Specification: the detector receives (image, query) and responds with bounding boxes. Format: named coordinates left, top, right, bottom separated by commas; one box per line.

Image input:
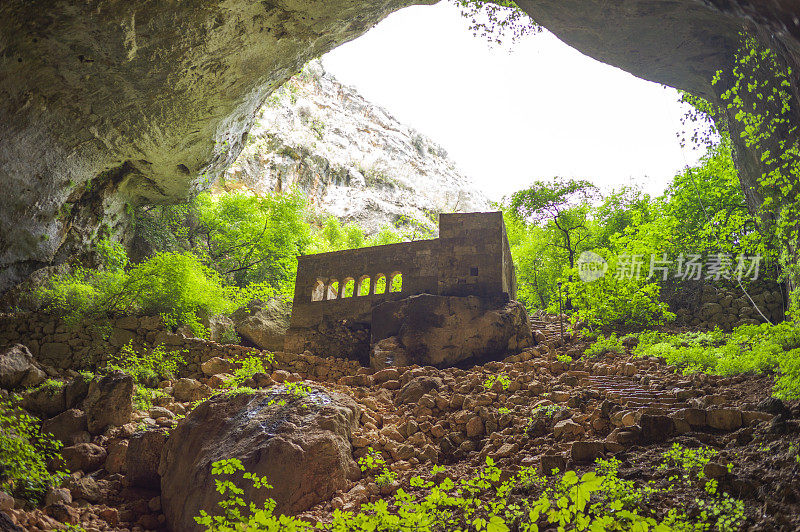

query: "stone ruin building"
left=285, top=212, right=532, bottom=367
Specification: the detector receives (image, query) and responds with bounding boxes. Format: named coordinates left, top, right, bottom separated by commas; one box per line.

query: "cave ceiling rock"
left=1, top=0, right=799, bottom=292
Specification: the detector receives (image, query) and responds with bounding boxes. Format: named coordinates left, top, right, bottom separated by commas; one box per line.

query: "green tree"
left=510, top=178, right=598, bottom=271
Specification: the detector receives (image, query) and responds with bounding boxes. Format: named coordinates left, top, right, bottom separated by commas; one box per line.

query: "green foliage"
left=108, top=342, right=184, bottom=410
left=358, top=447, right=397, bottom=487
left=108, top=342, right=185, bottom=385
left=713, top=32, right=800, bottom=288
left=222, top=355, right=273, bottom=390
left=451, top=0, right=541, bottom=45
left=483, top=373, right=510, bottom=391
left=37, top=243, right=239, bottom=333
left=634, top=320, right=800, bottom=398
left=196, top=453, right=747, bottom=531
left=0, top=397, right=67, bottom=505
left=564, top=260, right=675, bottom=329
left=585, top=333, right=624, bottom=356
left=192, top=191, right=311, bottom=293
left=528, top=404, right=565, bottom=421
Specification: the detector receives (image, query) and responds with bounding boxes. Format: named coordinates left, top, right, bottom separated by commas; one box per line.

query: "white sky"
left=322, top=2, right=707, bottom=202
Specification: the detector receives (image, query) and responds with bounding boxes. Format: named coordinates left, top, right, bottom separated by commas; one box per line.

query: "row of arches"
left=311, top=272, right=403, bottom=301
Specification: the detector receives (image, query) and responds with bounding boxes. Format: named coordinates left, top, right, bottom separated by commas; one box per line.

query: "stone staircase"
left=585, top=375, right=688, bottom=414
left=529, top=310, right=564, bottom=344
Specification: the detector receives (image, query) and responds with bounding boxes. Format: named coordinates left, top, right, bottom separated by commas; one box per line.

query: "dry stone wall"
left=667, top=282, right=783, bottom=330
left=0, top=313, right=361, bottom=380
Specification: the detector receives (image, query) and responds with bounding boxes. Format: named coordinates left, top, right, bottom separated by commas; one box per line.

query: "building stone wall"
left=285, top=212, right=517, bottom=356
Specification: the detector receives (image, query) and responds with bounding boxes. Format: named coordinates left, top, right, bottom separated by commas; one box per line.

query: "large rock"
left=83, top=371, right=133, bottom=434
left=0, top=344, right=42, bottom=389
left=159, top=385, right=360, bottom=531
left=233, top=298, right=291, bottom=351
left=126, top=429, right=169, bottom=489
left=370, top=294, right=531, bottom=368
left=42, top=409, right=90, bottom=446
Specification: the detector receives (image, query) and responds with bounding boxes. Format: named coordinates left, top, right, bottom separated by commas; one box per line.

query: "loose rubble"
left=1, top=314, right=800, bottom=531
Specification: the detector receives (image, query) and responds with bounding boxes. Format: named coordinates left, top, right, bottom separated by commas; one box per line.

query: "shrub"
left=634, top=320, right=800, bottom=399
left=585, top=333, right=624, bottom=356
left=37, top=244, right=239, bottom=334
left=109, top=343, right=185, bottom=410
left=564, top=261, right=675, bottom=329
left=108, top=342, right=185, bottom=385
left=0, top=397, right=67, bottom=505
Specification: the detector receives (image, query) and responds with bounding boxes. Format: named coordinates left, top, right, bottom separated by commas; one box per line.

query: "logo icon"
left=577, top=251, right=608, bottom=282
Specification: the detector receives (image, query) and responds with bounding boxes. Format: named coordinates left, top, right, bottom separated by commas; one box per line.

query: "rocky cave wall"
left=0, top=0, right=432, bottom=292
left=1, top=0, right=799, bottom=293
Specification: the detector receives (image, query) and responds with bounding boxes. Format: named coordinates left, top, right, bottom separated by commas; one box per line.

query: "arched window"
left=389, top=271, right=403, bottom=293
left=374, top=274, right=387, bottom=294
left=342, top=278, right=355, bottom=298
left=357, top=275, right=371, bottom=296
left=311, top=279, right=325, bottom=302
left=326, top=280, right=339, bottom=300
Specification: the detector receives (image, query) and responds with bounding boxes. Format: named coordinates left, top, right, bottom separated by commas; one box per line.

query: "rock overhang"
left=1, top=0, right=798, bottom=292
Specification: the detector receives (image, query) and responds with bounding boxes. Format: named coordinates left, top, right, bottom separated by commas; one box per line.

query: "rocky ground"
left=2, top=319, right=800, bottom=531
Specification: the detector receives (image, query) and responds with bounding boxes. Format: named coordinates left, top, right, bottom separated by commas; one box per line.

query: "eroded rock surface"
left=2, top=0, right=799, bottom=293
left=233, top=297, right=292, bottom=351
left=226, top=59, right=489, bottom=234
left=370, top=294, right=532, bottom=369
left=158, top=385, right=360, bottom=531
left=0, top=0, right=431, bottom=291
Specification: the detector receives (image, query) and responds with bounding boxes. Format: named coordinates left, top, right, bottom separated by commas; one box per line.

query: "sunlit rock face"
left=0, top=0, right=431, bottom=291
left=0, top=0, right=798, bottom=291
left=224, top=60, right=489, bottom=235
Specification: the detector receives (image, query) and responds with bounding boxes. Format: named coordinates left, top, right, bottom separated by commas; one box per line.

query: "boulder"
left=233, top=298, right=291, bottom=351
left=42, top=409, right=90, bottom=446
left=396, top=376, right=443, bottom=405
left=203, top=314, right=238, bottom=344
left=173, top=378, right=211, bottom=402
left=61, top=443, right=107, bottom=472
left=127, top=429, right=169, bottom=489
left=159, top=385, right=360, bottom=531
left=201, top=357, right=238, bottom=376
left=0, top=344, right=41, bottom=389
left=83, top=371, right=133, bottom=434
left=571, top=441, right=605, bottom=462
left=21, top=382, right=66, bottom=418
left=370, top=294, right=531, bottom=369
left=707, top=408, right=742, bottom=431
left=640, top=414, right=675, bottom=443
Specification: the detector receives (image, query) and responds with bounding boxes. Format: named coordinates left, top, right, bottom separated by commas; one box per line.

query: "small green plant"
left=194, top=458, right=309, bottom=530
left=33, top=378, right=65, bottom=394
left=556, top=353, right=572, bottom=364
left=530, top=404, right=564, bottom=419
left=585, top=333, right=624, bottom=356
left=483, top=373, right=510, bottom=391
left=108, top=342, right=185, bottom=386
left=498, top=407, right=511, bottom=415
left=660, top=443, right=719, bottom=483
left=0, top=397, right=68, bottom=505
left=358, top=447, right=397, bottom=487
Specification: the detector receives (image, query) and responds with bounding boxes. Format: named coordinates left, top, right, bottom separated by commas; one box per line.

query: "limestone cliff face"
left=1, top=0, right=799, bottom=292
left=224, top=61, right=489, bottom=234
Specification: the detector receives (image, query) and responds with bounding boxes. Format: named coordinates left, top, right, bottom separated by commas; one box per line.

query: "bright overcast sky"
left=322, top=2, right=707, bottom=202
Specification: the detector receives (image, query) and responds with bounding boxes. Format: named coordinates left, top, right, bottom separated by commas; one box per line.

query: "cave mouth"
left=305, top=1, right=712, bottom=205
left=0, top=0, right=796, bottom=295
